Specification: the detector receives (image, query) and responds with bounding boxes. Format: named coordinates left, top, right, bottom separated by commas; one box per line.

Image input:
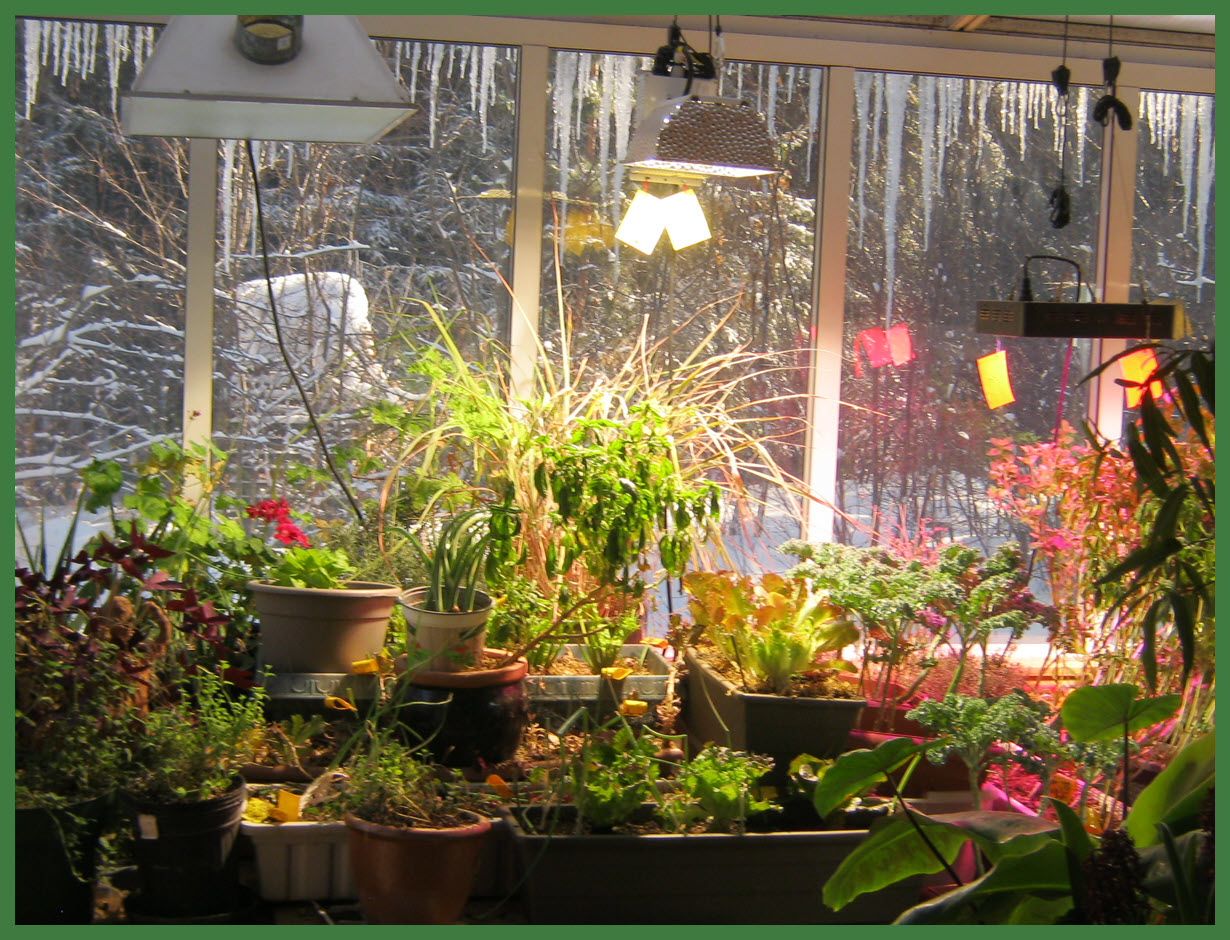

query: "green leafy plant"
left=566, top=724, right=662, bottom=831
left=408, top=504, right=520, bottom=613
left=131, top=668, right=268, bottom=803
left=666, top=744, right=774, bottom=833
left=907, top=691, right=1049, bottom=811
left=682, top=569, right=859, bottom=694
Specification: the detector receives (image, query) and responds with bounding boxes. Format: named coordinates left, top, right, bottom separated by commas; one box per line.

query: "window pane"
left=211, top=40, right=519, bottom=513
left=1134, top=91, right=1215, bottom=345
left=839, top=74, right=1102, bottom=553
left=15, top=19, right=182, bottom=539
left=541, top=51, right=824, bottom=566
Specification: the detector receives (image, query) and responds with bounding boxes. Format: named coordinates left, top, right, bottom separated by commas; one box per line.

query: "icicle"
left=805, top=75, right=820, bottom=182
left=428, top=43, right=444, bottom=149
left=553, top=53, right=578, bottom=221
left=611, top=56, right=636, bottom=227
left=1192, top=96, right=1213, bottom=300
left=870, top=73, right=883, bottom=165
left=918, top=75, right=936, bottom=252
left=408, top=42, right=422, bottom=100
left=22, top=20, right=41, bottom=120
left=220, top=140, right=236, bottom=274
left=766, top=65, right=779, bottom=138
left=882, top=73, right=912, bottom=328
left=1180, top=96, right=1198, bottom=229
left=597, top=59, right=614, bottom=207
left=854, top=72, right=871, bottom=248
left=480, top=46, right=497, bottom=151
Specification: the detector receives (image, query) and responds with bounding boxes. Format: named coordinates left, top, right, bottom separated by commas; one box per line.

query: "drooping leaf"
left=823, top=813, right=969, bottom=912
left=895, top=840, right=1073, bottom=924
left=1060, top=683, right=1182, bottom=743
left=811, top=736, right=936, bottom=818
left=1123, top=730, right=1214, bottom=848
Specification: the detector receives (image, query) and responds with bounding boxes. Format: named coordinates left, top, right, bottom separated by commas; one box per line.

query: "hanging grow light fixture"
left=121, top=15, right=414, bottom=143
left=615, top=20, right=778, bottom=254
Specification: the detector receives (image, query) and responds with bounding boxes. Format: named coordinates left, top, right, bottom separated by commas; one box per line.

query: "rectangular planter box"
left=526, top=644, right=671, bottom=728
left=241, top=819, right=356, bottom=902
left=505, top=806, right=922, bottom=924
left=683, top=648, right=865, bottom=781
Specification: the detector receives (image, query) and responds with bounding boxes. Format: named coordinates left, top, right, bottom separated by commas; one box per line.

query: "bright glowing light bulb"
left=661, top=188, right=711, bottom=250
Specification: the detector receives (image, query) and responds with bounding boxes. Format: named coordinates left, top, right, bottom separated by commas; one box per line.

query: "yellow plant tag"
left=619, top=699, right=648, bottom=717
left=601, top=666, right=632, bottom=682
left=276, top=787, right=301, bottom=822
left=486, top=774, right=515, bottom=801
left=350, top=657, right=380, bottom=675
left=324, top=695, right=358, bottom=712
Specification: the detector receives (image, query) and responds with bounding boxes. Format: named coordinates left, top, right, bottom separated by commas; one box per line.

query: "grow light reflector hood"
left=121, top=16, right=414, bottom=143
left=624, top=96, right=779, bottom=178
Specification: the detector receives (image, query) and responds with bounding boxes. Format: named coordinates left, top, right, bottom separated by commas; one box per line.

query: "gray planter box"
left=525, top=644, right=671, bottom=727
left=683, top=648, right=865, bottom=781
left=505, top=805, right=922, bottom=924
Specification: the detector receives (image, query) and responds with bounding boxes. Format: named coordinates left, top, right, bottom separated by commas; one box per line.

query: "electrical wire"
left=243, top=139, right=366, bottom=525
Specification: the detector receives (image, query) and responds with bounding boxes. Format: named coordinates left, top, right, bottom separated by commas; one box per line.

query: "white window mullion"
left=804, top=66, right=855, bottom=544
left=1088, top=85, right=1141, bottom=443
left=507, top=44, right=550, bottom=400
left=182, top=136, right=218, bottom=464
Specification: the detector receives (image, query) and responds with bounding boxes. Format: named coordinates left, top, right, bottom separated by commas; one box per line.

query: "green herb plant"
left=132, top=668, right=268, bottom=803
left=682, top=569, right=859, bottom=694
left=663, top=744, right=774, bottom=833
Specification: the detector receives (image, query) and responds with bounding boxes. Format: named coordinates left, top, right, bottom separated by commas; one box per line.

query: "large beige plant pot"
left=248, top=580, right=400, bottom=674
left=399, top=587, right=492, bottom=672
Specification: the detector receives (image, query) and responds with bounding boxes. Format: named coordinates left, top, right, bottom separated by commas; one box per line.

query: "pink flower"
left=246, top=498, right=292, bottom=523
left=273, top=520, right=311, bottom=548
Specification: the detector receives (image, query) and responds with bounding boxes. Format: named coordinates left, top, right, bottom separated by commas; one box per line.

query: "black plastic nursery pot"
left=505, top=804, right=924, bottom=924
left=120, top=776, right=248, bottom=918
left=396, top=651, right=529, bottom=768
left=14, top=792, right=113, bottom=924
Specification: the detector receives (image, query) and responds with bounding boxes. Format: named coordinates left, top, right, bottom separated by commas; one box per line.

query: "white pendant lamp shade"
left=121, top=16, right=414, bottom=143
left=624, top=96, right=778, bottom=178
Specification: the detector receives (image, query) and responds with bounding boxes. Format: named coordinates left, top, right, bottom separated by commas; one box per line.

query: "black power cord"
left=243, top=139, right=366, bottom=525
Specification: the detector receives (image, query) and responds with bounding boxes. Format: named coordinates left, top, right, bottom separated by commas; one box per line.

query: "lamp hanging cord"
left=1048, top=16, right=1071, bottom=229
left=243, top=139, right=366, bottom=525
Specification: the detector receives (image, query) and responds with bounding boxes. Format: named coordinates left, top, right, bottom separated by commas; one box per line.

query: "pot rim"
left=401, top=648, right=527, bottom=687
left=247, top=579, right=401, bottom=599
left=343, top=809, right=491, bottom=839
left=399, top=586, right=493, bottom=615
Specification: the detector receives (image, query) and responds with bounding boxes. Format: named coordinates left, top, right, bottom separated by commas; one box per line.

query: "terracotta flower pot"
left=345, top=810, right=491, bottom=924
left=248, top=580, right=400, bottom=674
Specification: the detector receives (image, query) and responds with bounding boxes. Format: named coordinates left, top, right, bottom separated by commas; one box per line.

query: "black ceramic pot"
left=396, top=651, right=529, bottom=768
left=14, top=792, right=113, bottom=924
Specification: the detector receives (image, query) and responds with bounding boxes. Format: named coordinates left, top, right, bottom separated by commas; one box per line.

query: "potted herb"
left=244, top=498, right=401, bottom=675
left=399, top=504, right=520, bottom=671
left=679, top=568, right=864, bottom=782
left=339, top=734, right=494, bottom=924
left=14, top=479, right=230, bottom=923
left=504, top=723, right=925, bottom=923
left=120, top=668, right=268, bottom=919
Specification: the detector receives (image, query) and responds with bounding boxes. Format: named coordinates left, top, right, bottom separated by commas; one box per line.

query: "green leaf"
left=895, top=840, right=1073, bottom=925
left=823, top=813, right=969, bottom=912
left=80, top=459, right=124, bottom=511
left=1094, top=537, right=1183, bottom=586
left=1124, top=730, right=1214, bottom=848
left=1060, top=684, right=1182, bottom=743
left=811, top=737, right=936, bottom=817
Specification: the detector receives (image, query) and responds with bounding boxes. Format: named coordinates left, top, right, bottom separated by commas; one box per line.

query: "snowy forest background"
left=14, top=18, right=1215, bottom=571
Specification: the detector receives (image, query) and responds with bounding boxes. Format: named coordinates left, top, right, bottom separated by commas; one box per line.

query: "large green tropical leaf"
left=895, top=840, right=1074, bottom=924
left=1060, top=683, right=1182, bottom=743
left=810, top=736, right=936, bottom=818
left=1123, top=730, right=1214, bottom=848
left=822, top=813, right=968, bottom=911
